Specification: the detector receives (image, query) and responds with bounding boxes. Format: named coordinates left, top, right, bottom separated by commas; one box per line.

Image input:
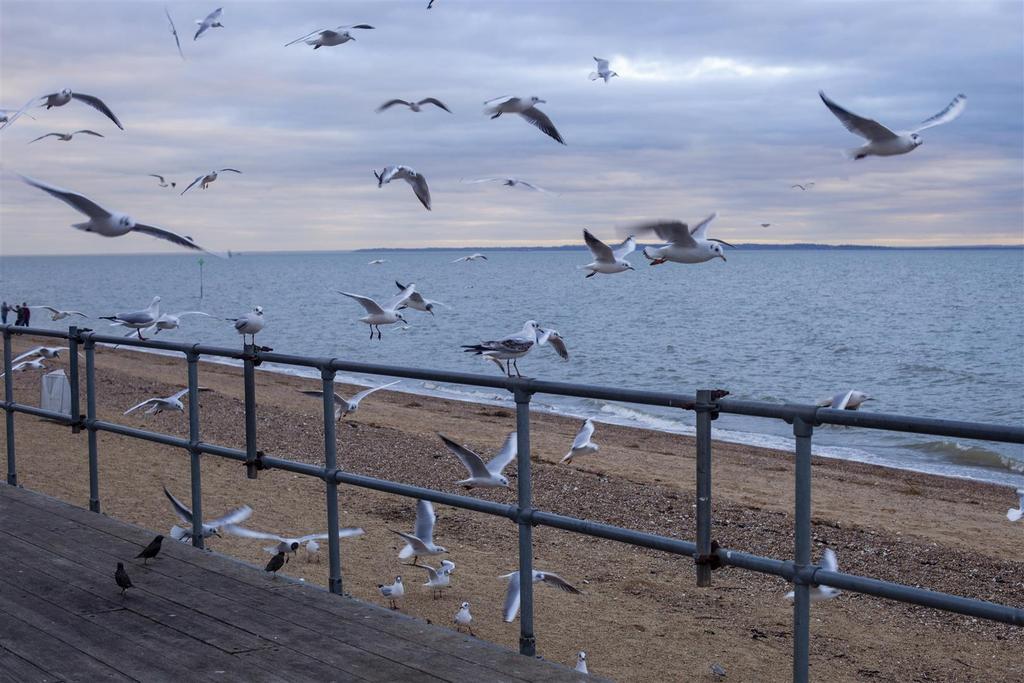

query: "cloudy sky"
left=0, top=0, right=1021, bottom=256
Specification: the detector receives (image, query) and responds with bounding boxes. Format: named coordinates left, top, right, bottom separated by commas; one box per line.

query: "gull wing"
left=632, top=220, right=696, bottom=247
left=439, top=434, right=492, bottom=480
left=285, top=28, right=328, bottom=47
left=172, top=311, right=213, bottom=318
left=830, top=390, right=854, bottom=410
left=221, top=524, right=285, bottom=542
left=612, top=235, right=636, bottom=260
left=538, top=328, right=569, bottom=360
left=294, top=528, right=365, bottom=543
left=19, top=174, right=113, bottom=220
left=0, top=95, right=40, bottom=131
left=594, top=56, right=609, bottom=70
left=168, top=388, right=190, bottom=402
left=411, top=562, right=441, bottom=581
left=12, top=347, right=44, bottom=364
left=912, top=93, right=967, bottom=133
left=414, top=499, right=436, bottom=546
left=520, top=106, right=565, bottom=144
left=539, top=571, right=582, bottom=594
left=485, top=431, right=518, bottom=476
left=165, top=6, right=185, bottom=59
left=418, top=98, right=451, bottom=113
left=70, top=93, right=124, bottom=130
left=460, top=178, right=503, bottom=184
left=339, top=291, right=385, bottom=315
left=217, top=168, right=242, bottom=174
left=298, top=389, right=347, bottom=404
left=377, top=99, right=411, bottom=112
left=149, top=174, right=166, bottom=183
left=408, top=172, right=431, bottom=210
left=390, top=529, right=431, bottom=555
left=206, top=505, right=253, bottom=529
left=132, top=223, right=225, bottom=257
left=349, top=380, right=401, bottom=407
left=179, top=175, right=204, bottom=195
left=515, top=179, right=548, bottom=192
left=73, top=130, right=104, bottom=137
left=572, top=419, right=595, bottom=450
left=28, top=133, right=62, bottom=144
left=688, top=212, right=719, bottom=241
left=583, top=229, right=614, bottom=262
left=818, top=91, right=897, bottom=142
left=385, top=283, right=416, bottom=312
left=502, top=571, right=522, bottom=622
left=124, top=397, right=160, bottom=415
left=820, top=548, right=838, bottom=573
left=162, top=486, right=193, bottom=523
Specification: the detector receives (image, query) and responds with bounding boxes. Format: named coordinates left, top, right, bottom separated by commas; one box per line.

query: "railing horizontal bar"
left=92, top=420, right=190, bottom=449
left=1, top=402, right=73, bottom=424
left=0, top=324, right=68, bottom=340
left=531, top=510, right=698, bottom=555
left=329, top=468, right=518, bottom=519
left=814, top=408, right=1024, bottom=443
left=84, top=332, right=243, bottom=358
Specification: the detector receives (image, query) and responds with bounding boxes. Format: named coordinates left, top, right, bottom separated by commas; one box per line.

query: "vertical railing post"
left=3, top=326, right=16, bottom=486
left=792, top=416, right=814, bottom=683
left=187, top=349, right=204, bottom=549
left=68, top=326, right=82, bottom=434
left=243, top=344, right=259, bottom=479
left=514, top=386, right=536, bottom=657
left=84, top=337, right=100, bottom=512
left=321, top=366, right=342, bottom=594
left=695, top=389, right=713, bottom=587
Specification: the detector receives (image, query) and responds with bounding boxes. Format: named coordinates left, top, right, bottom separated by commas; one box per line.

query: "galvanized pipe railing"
left=1, top=323, right=1022, bottom=683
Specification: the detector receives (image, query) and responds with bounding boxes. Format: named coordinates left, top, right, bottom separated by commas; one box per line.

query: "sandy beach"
left=1, top=336, right=1020, bottom=682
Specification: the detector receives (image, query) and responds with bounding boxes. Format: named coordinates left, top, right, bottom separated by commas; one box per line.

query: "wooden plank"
left=0, top=645, right=61, bottom=683
left=0, top=609, right=130, bottom=682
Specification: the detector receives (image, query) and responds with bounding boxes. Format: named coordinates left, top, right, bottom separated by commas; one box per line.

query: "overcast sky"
left=0, top=0, right=1021, bottom=256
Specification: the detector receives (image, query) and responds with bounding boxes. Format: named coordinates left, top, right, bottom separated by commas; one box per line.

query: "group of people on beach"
left=1, top=301, right=31, bottom=327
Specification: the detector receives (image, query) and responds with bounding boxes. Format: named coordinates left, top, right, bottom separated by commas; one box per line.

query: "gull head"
left=116, top=214, right=135, bottom=229
left=497, top=474, right=510, bottom=488
left=424, top=303, right=435, bottom=316
left=60, top=88, right=72, bottom=97
left=529, top=96, right=545, bottom=105
left=711, top=243, right=726, bottom=261
left=461, top=601, right=469, bottom=609
left=577, top=652, right=587, bottom=663
left=289, top=542, right=299, bottom=551
left=910, top=133, right=923, bottom=147
left=396, top=312, right=407, bottom=323
left=253, top=306, right=264, bottom=315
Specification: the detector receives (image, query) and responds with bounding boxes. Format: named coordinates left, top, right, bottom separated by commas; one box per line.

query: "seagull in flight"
left=148, top=174, right=176, bottom=188
left=1007, top=489, right=1024, bottom=522
left=180, top=169, right=241, bottom=195
left=28, top=130, right=103, bottom=144
left=0, top=358, right=47, bottom=378
left=34, top=89, right=124, bottom=130
left=452, top=253, right=488, bottom=263
left=484, top=96, right=565, bottom=145
left=165, top=6, right=185, bottom=59
left=635, top=212, right=734, bottom=265
left=438, top=431, right=517, bottom=488
left=12, top=346, right=72, bottom=364
left=462, top=320, right=568, bottom=377
left=297, top=380, right=401, bottom=420
left=791, top=183, right=815, bottom=191
left=460, top=177, right=550, bottom=193
left=391, top=499, right=447, bottom=563
left=19, top=175, right=224, bottom=256
left=816, top=390, right=873, bottom=411
left=589, top=56, right=618, bottom=82
left=286, top=24, right=374, bottom=49
left=500, top=570, right=581, bottom=622
left=785, top=548, right=841, bottom=602
left=34, top=306, right=87, bottom=322
left=377, top=98, right=451, bottom=113
left=163, top=486, right=252, bottom=542
left=581, top=230, right=635, bottom=277
left=406, top=560, right=454, bottom=599
left=100, top=297, right=162, bottom=339
left=374, top=166, right=431, bottom=210
left=339, top=285, right=414, bottom=339
left=194, top=8, right=223, bottom=41
left=394, top=281, right=446, bottom=316
left=561, top=419, right=598, bottom=464
left=123, top=388, right=191, bottom=416
left=819, top=90, right=967, bottom=159
left=222, top=524, right=365, bottom=557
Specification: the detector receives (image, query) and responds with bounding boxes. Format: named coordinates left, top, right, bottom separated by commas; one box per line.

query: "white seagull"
left=561, top=419, right=598, bottom=464
left=484, top=96, right=565, bottom=144
left=454, top=601, right=473, bottom=634
left=816, top=390, right=873, bottom=411
left=390, top=499, right=447, bottom=562
left=0, top=358, right=46, bottom=378
left=286, top=24, right=374, bottom=49
left=100, top=296, right=162, bottom=339
left=297, top=380, right=401, bottom=420
left=304, top=539, right=321, bottom=563
left=377, top=98, right=451, bottom=113
left=28, top=130, right=103, bottom=144
left=222, top=524, right=365, bottom=557
left=636, top=212, right=734, bottom=265
left=395, top=281, right=446, bottom=316
left=462, top=320, right=568, bottom=377
left=575, top=652, right=589, bottom=674
left=368, top=259, right=386, bottom=265
left=339, top=285, right=414, bottom=339
left=148, top=174, right=176, bottom=189
left=406, top=560, right=453, bottom=599
left=452, top=253, right=488, bottom=263
left=123, top=388, right=191, bottom=416
left=460, top=177, right=550, bottom=193
left=589, top=56, right=618, bottom=82
left=785, top=548, right=841, bottom=602
left=194, top=8, right=223, bottom=41
left=1007, top=489, right=1024, bottom=522
left=131, top=311, right=213, bottom=338
left=163, top=486, right=252, bottom=542
left=438, top=431, right=517, bottom=489
left=581, top=230, right=635, bottom=277
left=36, top=89, right=124, bottom=130
left=819, top=90, right=967, bottom=160
left=12, top=346, right=71, bottom=364
left=165, top=6, right=185, bottom=59
left=180, top=169, right=241, bottom=195
left=374, top=165, right=431, bottom=210
left=20, top=175, right=223, bottom=256
left=500, top=570, right=582, bottom=622
left=377, top=577, right=404, bottom=610
left=34, top=306, right=87, bottom=322
left=229, top=306, right=264, bottom=345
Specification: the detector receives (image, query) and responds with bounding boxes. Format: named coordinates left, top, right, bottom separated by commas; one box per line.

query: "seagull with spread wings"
left=635, top=212, right=734, bottom=266
left=373, top=166, right=431, bottom=210
left=164, top=6, right=185, bottom=59
left=123, top=388, right=191, bottom=416
left=589, top=56, right=618, bottom=82
left=28, top=130, right=103, bottom=144
left=297, top=380, right=401, bottom=420
left=561, top=419, right=598, bottom=464
left=501, top=570, right=582, bottom=622
left=460, top=177, right=550, bottom=193
left=439, top=432, right=517, bottom=489
left=194, top=7, right=223, bottom=41
left=223, top=524, right=365, bottom=557
left=339, top=284, right=414, bottom=339
left=34, top=89, right=124, bottom=130
left=484, top=96, right=565, bottom=144
left=377, top=97, right=451, bottom=113
left=581, top=230, right=635, bottom=277
left=286, top=24, right=374, bottom=49
left=34, top=306, right=87, bottom=322
left=390, top=499, right=447, bottom=563
left=163, top=486, right=252, bottom=542
left=180, top=169, right=242, bottom=195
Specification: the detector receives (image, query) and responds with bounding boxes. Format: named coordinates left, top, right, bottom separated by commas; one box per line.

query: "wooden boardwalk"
left=0, top=485, right=591, bottom=682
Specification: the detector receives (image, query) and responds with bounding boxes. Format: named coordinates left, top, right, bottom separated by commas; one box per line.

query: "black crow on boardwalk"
left=115, top=562, right=133, bottom=595
left=135, top=534, right=164, bottom=564
left=265, top=551, right=286, bottom=576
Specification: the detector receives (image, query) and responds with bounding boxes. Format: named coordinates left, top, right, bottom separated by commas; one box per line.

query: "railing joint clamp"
left=695, top=540, right=724, bottom=570
left=695, top=390, right=730, bottom=421
left=323, top=467, right=341, bottom=484
left=321, top=362, right=337, bottom=380
left=246, top=450, right=266, bottom=479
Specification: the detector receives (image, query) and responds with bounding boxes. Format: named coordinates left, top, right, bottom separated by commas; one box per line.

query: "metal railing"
left=2, top=323, right=1022, bottom=682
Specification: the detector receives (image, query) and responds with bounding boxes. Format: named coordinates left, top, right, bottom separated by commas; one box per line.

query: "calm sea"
left=2, top=247, right=1022, bottom=488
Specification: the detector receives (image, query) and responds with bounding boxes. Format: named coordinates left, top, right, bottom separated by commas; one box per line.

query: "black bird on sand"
left=115, top=562, right=133, bottom=595
left=136, top=534, right=164, bottom=564
left=265, top=551, right=286, bottom=576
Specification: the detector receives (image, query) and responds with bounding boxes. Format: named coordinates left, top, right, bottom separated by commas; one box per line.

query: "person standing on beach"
left=14, top=304, right=23, bottom=326
left=1, top=301, right=9, bottom=325
left=21, top=303, right=30, bottom=327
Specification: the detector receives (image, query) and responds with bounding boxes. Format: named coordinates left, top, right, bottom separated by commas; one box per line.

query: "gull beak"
left=719, top=254, right=727, bottom=262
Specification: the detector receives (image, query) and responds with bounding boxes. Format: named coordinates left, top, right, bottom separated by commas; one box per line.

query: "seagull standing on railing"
left=229, top=306, right=264, bottom=345
left=163, top=486, right=252, bottom=542
left=462, top=320, right=568, bottom=377
left=500, top=569, right=581, bottom=622
left=390, top=499, right=447, bottom=563
left=438, top=432, right=517, bottom=489
left=297, top=380, right=401, bottom=419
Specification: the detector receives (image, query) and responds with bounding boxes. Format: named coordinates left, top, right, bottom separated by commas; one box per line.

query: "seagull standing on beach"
left=391, top=499, right=447, bottom=563
left=194, top=8, right=223, bottom=40
left=339, top=285, right=414, bottom=339
left=785, top=548, right=841, bottom=602
left=500, top=570, right=582, bottom=622
left=35, top=89, right=124, bottom=129
left=561, top=419, right=598, bottom=464
left=1007, top=490, right=1024, bottom=522
left=589, top=56, right=618, bottom=82
left=454, top=602, right=473, bottom=634
left=394, top=281, right=446, bottom=316
left=581, top=230, right=635, bottom=277
left=484, top=96, right=565, bottom=144
left=575, top=652, right=589, bottom=674
left=462, top=320, right=568, bottom=377
left=286, top=24, right=374, bottom=49
left=635, top=213, right=734, bottom=265
left=378, top=577, right=404, bottom=609
left=163, top=486, right=252, bottom=542
left=377, top=98, right=451, bottom=113
left=298, top=380, right=401, bottom=419
left=819, top=90, right=966, bottom=159
left=817, top=390, right=873, bottom=411
left=180, top=169, right=241, bottom=195
left=374, top=166, right=431, bottom=210
left=460, top=177, right=550, bottom=193
left=229, top=306, right=264, bottom=345
left=19, top=176, right=223, bottom=256
left=439, top=432, right=517, bottom=489
left=28, top=130, right=103, bottom=144
left=100, top=296, right=162, bottom=339
left=452, top=253, right=488, bottom=263
left=123, top=388, right=191, bottom=416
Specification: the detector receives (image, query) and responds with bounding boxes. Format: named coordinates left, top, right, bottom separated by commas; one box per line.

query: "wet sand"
left=2, top=337, right=1021, bottom=682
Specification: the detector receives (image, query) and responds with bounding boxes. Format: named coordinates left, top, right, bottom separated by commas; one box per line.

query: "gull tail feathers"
left=398, top=544, right=415, bottom=560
